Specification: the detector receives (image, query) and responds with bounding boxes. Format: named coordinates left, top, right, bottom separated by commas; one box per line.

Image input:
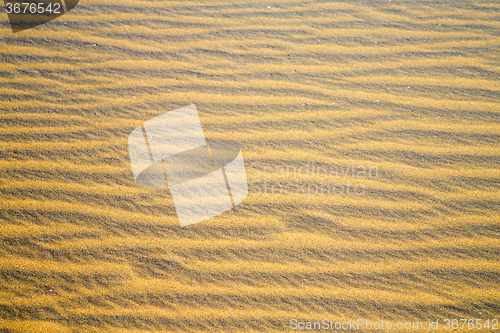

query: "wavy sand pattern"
left=0, top=0, right=499, bottom=332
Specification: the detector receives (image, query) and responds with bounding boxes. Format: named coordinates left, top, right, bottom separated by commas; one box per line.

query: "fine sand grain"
left=0, top=0, right=499, bottom=332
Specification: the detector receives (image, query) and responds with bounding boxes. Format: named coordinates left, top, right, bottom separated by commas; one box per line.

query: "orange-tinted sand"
left=0, top=0, right=499, bottom=332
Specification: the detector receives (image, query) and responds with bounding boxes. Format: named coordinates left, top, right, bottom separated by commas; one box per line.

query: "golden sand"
left=0, top=0, right=499, bottom=331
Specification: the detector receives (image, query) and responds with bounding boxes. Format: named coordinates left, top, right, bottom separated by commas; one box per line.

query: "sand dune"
left=0, top=0, right=499, bottom=332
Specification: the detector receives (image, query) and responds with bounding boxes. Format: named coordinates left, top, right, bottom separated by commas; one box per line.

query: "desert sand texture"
left=0, top=0, right=499, bottom=332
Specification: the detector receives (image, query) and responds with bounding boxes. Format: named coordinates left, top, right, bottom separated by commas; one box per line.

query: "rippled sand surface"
left=1, top=0, right=499, bottom=332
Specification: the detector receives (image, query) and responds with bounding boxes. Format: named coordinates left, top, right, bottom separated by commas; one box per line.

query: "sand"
left=0, top=0, right=499, bottom=332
